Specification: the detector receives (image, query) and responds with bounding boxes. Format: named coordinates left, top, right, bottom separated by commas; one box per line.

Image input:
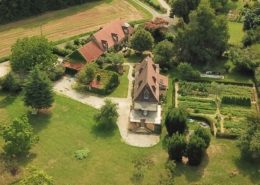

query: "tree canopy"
left=194, top=127, right=211, bottom=148
left=0, top=0, right=100, bottom=24
left=10, top=36, right=57, bottom=74
left=153, top=40, right=174, bottom=68
left=2, top=116, right=38, bottom=158
left=130, top=29, right=154, bottom=53
left=174, top=1, right=229, bottom=64
left=238, top=115, right=260, bottom=162
left=24, top=67, right=54, bottom=112
left=165, top=108, right=188, bottom=136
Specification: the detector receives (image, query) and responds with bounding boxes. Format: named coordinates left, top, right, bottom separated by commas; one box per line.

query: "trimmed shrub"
left=221, top=96, right=251, bottom=107
left=187, top=135, right=206, bottom=166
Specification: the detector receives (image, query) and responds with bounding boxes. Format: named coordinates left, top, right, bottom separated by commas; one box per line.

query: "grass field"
left=108, top=65, right=130, bottom=98
left=0, top=0, right=151, bottom=58
left=228, top=21, right=244, bottom=46
left=0, top=93, right=259, bottom=185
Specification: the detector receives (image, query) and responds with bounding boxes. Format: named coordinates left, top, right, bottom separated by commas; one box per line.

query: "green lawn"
left=108, top=65, right=130, bottom=98
left=228, top=21, right=244, bottom=46
left=0, top=92, right=259, bottom=185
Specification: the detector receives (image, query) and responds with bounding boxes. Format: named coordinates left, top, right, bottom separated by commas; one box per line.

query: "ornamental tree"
left=165, top=108, right=188, bottom=136
left=194, top=127, right=211, bottom=149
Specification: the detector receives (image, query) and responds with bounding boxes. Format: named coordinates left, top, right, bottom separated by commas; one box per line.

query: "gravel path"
left=53, top=63, right=160, bottom=147
left=0, top=61, right=11, bottom=78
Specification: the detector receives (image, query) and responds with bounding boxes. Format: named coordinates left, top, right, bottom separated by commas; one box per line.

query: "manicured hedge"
left=222, top=96, right=251, bottom=107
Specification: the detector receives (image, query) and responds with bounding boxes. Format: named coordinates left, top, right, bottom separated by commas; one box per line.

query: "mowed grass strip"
left=0, top=0, right=148, bottom=58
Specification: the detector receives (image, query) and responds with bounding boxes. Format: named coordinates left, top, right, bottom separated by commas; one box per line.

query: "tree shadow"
left=90, top=123, right=116, bottom=138
left=27, top=111, right=52, bottom=134
left=234, top=157, right=260, bottom=184
left=174, top=153, right=209, bottom=183
left=0, top=94, right=17, bottom=108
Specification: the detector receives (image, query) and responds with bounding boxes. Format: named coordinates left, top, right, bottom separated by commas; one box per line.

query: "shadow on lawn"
left=27, top=111, right=52, bottom=134
left=234, top=157, right=260, bottom=184
left=0, top=94, right=17, bottom=108
left=175, top=153, right=209, bottom=183
left=91, top=123, right=116, bottom=138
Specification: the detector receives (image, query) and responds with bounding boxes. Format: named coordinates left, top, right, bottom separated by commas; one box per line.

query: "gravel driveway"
left=0, top=61, right=11, bottom=78
left=53, top=64, right=160, bottom=147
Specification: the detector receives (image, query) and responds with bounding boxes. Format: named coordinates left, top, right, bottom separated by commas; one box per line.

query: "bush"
left=74, top=148, right=90, bottom=160
left=53, top=46, right=72, bottom=57
left=1, top=72, right=22, bottom=92
left=177, top=63, right=200, bottom=80
left=48, top=65, right=65, bottom=81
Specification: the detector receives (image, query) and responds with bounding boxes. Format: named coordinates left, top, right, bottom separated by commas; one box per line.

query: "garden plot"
left=178, top=81, right=256, bottom=136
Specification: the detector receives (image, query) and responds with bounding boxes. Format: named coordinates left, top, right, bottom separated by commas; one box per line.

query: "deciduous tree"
left=10, top=36, right=57, bottom=74
left=131, top=29, right=154, bottom=53
left=174, top=1, right=229, bottom=64
left=2, top=116, right=38, bottom=158
left=94, top=99, right=119, bottom=129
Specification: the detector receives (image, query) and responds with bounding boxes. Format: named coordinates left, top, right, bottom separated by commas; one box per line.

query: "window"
left=144, top=89, right=149, bottom=100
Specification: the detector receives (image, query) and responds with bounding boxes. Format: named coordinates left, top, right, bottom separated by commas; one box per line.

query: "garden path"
left=175, top=82, right=179, bottom=108
left=53, top=63, right=160, bottom=147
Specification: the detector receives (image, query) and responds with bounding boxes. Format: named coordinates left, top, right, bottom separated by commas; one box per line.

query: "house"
left=129, top=57, right=168, bottom=134
left=63, top=19, right=134, bottom=72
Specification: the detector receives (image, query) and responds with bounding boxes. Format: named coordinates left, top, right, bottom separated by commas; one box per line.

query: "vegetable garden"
left=178, top=81, right=256, bottom=137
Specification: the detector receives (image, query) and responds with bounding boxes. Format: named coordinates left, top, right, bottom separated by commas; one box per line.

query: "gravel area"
left=0, top=61, right=10, bottom=78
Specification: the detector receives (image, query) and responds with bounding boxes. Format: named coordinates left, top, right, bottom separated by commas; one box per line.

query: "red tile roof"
left=63, top=62, right=85, bottom=71
left=134, top=57, right=168, bottom=102
left=65, top=19, right=133, bottom=71
left=78, top=41, right=103, bottom=62
left=93, top=19, right=133, bottom=50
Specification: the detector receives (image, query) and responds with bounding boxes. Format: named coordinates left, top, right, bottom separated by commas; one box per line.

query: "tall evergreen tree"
left=24, top=67, right=54, bottom=113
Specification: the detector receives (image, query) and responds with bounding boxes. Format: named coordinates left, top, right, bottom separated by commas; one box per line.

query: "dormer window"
left=122, top=27, right=129, bottom=35
left=152, top=76, right=156, bottom=83
left=144, top=88, right=149, bottom=100
left=139, top=68, right=143, bottom=74
left=138, top=80, right=142, bottom=88
left=101, top=40, right=108, bottom=50
left=152, top=64, right=157, bottom=71
left=112, top=33, right=118, bottom=42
